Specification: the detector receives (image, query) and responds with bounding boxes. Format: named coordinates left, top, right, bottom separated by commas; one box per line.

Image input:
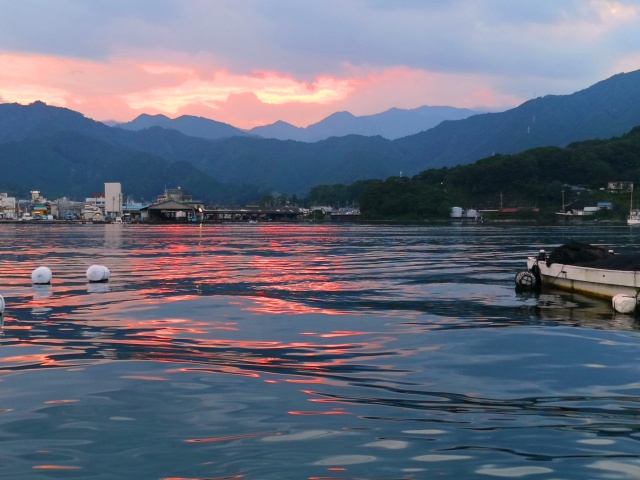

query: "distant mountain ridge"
left=1, top=69, right=640, bottom=200
left=248, top=106, right=483, bottom=141
left=115, top=113, right=254, bottom=140
left=394, top=70, right=640, bottom=168
left=113, top=106, right=483, bottom=142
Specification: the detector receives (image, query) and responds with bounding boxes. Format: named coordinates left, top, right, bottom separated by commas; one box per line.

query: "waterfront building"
left=105, top=182, right=122, bottom=219
left=156, top=187, right=193, bottom=203
left=0, top=193, right=17, bottom=219
left=53, top=198, right=85, bottom=220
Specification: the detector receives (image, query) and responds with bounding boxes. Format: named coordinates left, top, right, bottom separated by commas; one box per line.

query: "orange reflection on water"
left=1, top=323, right=33, bottom=330
left=170, top=367, right=261, bottom=378
left=32, top=465, right=81, bottom=471
left=163, top=476, right=245, bottom=480
left=0, top=353, right=60, bottom=367
left=244, top=296, right=350, bottom=316
left=126, top=326, right=208, bottom=337
left=135, top=319, right=239, bottom=332
left=248, top=255, right=349, bottom=293
left=285, top=378, right=325, bottom=384
left=317, top=331, right=369, bottom=338
left=185, top=432, right=271, bottom=443
left=288, top=409, right=349, bottom=416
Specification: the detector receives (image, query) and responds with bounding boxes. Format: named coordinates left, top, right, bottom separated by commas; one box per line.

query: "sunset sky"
left=0, top=1, right=638, bottom=129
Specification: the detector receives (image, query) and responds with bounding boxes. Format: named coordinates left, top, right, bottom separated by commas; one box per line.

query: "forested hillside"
left=355, top=126, right=640, bottom=220
left=394, top=70, right=640, bottom=170
left=0, top=131, right=258, bottom=202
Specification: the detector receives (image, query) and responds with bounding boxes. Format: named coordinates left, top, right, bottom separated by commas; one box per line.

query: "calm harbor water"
left=1, top=222, right=640, bottom=479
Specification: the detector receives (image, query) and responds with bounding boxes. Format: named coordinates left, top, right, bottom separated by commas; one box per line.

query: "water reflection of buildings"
left=103, top=221, right=124, bottom=250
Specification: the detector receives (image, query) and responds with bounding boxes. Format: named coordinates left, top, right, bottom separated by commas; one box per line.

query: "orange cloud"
left=123, top=69, right=358, bottom=112
left=0, top=51, right=524, bottom=128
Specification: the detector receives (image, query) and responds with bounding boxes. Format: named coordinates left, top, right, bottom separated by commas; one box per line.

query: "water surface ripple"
left=1, top=222, right=640, bottom=479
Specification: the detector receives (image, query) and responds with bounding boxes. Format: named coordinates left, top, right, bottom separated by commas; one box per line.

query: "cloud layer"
left=0, top=0, right=638, bottom=128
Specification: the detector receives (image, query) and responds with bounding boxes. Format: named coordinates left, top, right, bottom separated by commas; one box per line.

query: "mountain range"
left=115, top=105, right=483, bottom=142
left=1, top=69, right=640, bottom=202
left=115, top=113, right=255, bottom=141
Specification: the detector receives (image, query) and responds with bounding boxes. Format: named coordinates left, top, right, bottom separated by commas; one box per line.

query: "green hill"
left=0, top=132, right=258, bottom=203
left=394, top=70, right=640, bottom=171
left=357, top=126, right=640, bottom=220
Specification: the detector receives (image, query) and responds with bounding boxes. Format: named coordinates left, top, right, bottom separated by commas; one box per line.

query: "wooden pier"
left=143, top=201, right=306, bottom=223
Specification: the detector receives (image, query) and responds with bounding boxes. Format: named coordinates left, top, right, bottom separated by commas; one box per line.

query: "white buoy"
left=612, top=294, right=636, bottom=314
left=31, top=266, right=53, bottom=285
left=87, top=265, right=110, bottom=283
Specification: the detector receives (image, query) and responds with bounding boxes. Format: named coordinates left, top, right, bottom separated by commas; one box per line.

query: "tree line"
left=304, top=126, right=640, bottom=221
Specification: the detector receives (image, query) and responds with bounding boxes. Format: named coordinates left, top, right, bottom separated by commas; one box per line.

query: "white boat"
left=627, top=188, right=640, bottom=226
left=628, top=211, right=640, bottom=226
left=524, top=256, right=640, bottom=300
left=517, top=241, right=640, bottom=302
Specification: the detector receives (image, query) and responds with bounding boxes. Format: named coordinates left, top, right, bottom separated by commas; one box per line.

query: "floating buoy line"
left=0, top=265, right=111, bottom=328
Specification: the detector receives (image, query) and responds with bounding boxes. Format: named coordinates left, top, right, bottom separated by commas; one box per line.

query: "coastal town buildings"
left=2, top=183, right=331, bottom=223
left=0, top=193, right=17, bottom=219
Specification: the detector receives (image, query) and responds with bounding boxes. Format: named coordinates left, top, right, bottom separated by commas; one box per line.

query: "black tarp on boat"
left=546, top=240, right=640, bottom=271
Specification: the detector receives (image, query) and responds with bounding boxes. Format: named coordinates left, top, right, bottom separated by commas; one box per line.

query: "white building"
left=83, top=203, right=104, bottom=221
left=104, top=182, right=122, bottom=219
left=54, top=197, right=84, bottom=219
left=85, top=196, right=106, bottom=207
left=0, top=193, right=17, bottom=219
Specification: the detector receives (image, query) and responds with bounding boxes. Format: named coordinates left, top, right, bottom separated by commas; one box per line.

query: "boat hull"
left=527, top=257, right=640, bottom=300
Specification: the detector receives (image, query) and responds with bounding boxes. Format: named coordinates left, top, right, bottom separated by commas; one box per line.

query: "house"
left=83, top=203, right=105, bottom=221
left=607, top=181, right=633, bottom=193
left=141, top=200, right=203, bottom=222
left=563, top=200, right=599, bottom=215
left=310, top=206, right=334, bottom=214
left=156, top=187, right=193, bottom=203
left=52, top=198, right=84, bottom=219
left=0, top=193, right=17, bottom=219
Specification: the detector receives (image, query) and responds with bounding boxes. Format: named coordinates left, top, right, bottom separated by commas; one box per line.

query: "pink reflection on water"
left=0, top=224, right=397, bottom=385
left=288, top=409, right=349, bottom=416
left=243, top=296, right=351, bottom=316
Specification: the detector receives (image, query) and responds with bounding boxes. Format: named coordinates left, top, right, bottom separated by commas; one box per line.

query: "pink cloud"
left=337, top=66, right=523, bottom=115
left=0, top=51, right=524, bottom=128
